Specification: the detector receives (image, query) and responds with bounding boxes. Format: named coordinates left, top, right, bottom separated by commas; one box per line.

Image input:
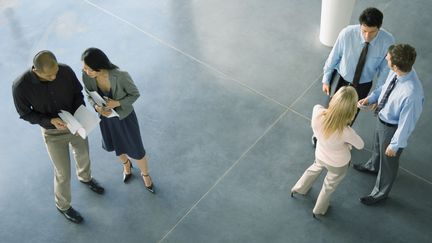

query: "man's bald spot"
left=33, top=50, right=58, bottom=72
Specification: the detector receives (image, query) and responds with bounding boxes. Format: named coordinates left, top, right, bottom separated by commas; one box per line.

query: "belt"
left=379, top=117, right=397, bottom=127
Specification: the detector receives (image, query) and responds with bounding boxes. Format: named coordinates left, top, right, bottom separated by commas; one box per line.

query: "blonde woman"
left=291, top=86, right=364, bottom=217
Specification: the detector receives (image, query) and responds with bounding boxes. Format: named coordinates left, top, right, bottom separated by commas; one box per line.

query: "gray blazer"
left=82, top=69, right=140, bottom=120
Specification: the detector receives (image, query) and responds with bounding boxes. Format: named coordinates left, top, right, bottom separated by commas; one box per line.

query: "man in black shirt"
left=12, top=50, right=105, bottom=224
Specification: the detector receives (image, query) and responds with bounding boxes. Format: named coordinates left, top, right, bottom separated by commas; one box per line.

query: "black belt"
left=379, top=117, right=397, bottom=127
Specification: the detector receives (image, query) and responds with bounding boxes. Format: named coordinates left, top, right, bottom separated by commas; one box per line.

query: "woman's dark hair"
left=359, top=7, right=383, bottom=28
left=81, top=47, right=118, bottom=71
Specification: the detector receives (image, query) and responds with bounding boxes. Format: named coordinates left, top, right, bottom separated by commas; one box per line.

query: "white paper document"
left=86, top=89, right=119, bottom=118
left=58, top=105, right=101, bottom=139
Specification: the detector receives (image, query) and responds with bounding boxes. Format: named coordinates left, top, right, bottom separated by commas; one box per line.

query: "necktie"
left=375, top=75, right=397, bottom=115
left=352, top=42, right=369, bottom=87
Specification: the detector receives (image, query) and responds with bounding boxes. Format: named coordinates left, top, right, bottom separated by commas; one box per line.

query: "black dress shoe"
left=353, top=164, right=378, bottom=174
left=57, top=207, right=83, bottom=224
left=360, top=195, right=386, bottom=205
left=123, top=159, right=133, bottom=183
left=141, top=173, right=155, bottom=193
left=80, top=179, right=105, bottom=194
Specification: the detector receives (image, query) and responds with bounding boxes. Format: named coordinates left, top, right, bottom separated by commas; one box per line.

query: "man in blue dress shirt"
left=322, top=7, right=394, bottom=115
left=355, top=44, right=424, bottom=205
left=312, top=7, right=395, bottom=147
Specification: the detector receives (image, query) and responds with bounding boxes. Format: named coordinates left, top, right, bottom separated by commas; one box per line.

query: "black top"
left=12, top=64, right=85, bottom=129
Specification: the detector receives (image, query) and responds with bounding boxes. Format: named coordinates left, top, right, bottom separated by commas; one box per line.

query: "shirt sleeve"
left=375, top=58, right=391, bottom=88
left=322, top=29, right=345, bottom=84
left=389, top=96, right=424, bottom=150
left=66, top=66, right=85, bottom=112
left=118, top=72, right=140, bottom=107
left=367, top=73, right=391, bottom=104
left=375, top=35, right=395, bottom=87
left=12, top=82, right=53, bottom=128
left=344, top=127, right=364, bottom=150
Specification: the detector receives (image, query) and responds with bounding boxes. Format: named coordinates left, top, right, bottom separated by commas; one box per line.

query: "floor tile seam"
left=157, top=109, right=289, bottom=243
left=31, top=16, right=58, bottom=61
left=400, top=167, right=432, bottom=185
left=83, top=0, right=289, bottom=110
left=288, top=73, right=323, bottom=110
left=84, top=0, right=432, bottom=222
left=223, top=77, right=289, bottom=109
left=351, top=150, right=431, bottom=185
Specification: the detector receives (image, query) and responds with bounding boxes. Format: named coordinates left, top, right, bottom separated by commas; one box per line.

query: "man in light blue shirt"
left=312, top=7, right=395, bottom=147
left=322, top=7, right=395, bottom=121
left=355, top=44, right=424, bottom=205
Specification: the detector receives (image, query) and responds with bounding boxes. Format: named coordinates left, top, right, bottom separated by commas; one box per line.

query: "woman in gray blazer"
left=81, top=47, right=154, bottom=193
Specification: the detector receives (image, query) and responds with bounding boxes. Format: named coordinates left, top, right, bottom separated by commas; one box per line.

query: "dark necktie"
left=352, top=42, right=369, bottom=87
left=375, top=75, right=397, bottom=115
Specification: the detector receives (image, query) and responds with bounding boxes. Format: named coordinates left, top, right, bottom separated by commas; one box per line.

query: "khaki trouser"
left=292, top=158, right=348, bottom=215
left=42, top=128, right=92, bottom=211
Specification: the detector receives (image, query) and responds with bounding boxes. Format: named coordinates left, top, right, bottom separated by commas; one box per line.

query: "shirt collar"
left=396, top=69, right=415, bottom=83
left=358, top=26, right=381, bottom=46
left=29, top=67, right=44, bottom=84
left=29, top=66, right=59, bottom=84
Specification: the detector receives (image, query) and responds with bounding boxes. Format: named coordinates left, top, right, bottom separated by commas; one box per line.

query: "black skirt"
left=99, top=106, right=146, bottom=161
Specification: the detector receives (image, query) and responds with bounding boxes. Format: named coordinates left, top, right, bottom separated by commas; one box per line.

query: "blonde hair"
left=322, top=86, right=358, bottom=138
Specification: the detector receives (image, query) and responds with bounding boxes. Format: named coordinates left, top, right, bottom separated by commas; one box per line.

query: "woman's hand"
left=95, top=104, right=113, bottom=118
left=104, top=98, right=120, bottom=109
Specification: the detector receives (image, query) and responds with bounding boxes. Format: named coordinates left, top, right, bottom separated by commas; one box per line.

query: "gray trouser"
left=364, top=118, right=402, bottom=199
left=42, top=128, right=92, bottom=211
left=291, top=158, right=349, bottom=215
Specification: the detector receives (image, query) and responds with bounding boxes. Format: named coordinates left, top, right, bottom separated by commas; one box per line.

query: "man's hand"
left=358, top=98, right=369, bottom=106
left=51, top=118, right=67, bottom=130
left=357, top=98, right=377, bottom=111
left=385, top=146, right=397, bottom=157
left=322, top=84, right=330, bottom=95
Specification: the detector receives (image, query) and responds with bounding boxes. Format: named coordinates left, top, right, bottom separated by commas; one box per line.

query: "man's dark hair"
left=33, top=50, right=57, bottom=71
left=81, top=47, right=118, bottom=71
left=359, top=7, right=383, bottom=28
left=388, top=44, right=416, bottom=73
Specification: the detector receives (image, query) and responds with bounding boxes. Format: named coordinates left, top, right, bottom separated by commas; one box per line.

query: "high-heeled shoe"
left=141, top=173, right=155, bottom=193
left=123, top=159, right=133, bottom=183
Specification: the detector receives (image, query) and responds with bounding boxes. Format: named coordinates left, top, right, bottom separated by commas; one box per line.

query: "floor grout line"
left=157, top=109, right=289, bottom=243
left=288, top=73, right=322, bottom=110
left=83, top=0, right=432, bottom=239
left=400, top=167, right=432, bottom=185
left=83, top=0, right=288, bottom=110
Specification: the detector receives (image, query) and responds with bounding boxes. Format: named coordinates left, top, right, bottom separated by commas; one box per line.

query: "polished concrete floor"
left=1, top=0, right=431, bottom=242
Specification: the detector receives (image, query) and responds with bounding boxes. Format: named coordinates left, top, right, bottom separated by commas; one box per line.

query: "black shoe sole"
left=353, top=165, right=378, bottom=174
left=57, top=208, right=83, bottom=224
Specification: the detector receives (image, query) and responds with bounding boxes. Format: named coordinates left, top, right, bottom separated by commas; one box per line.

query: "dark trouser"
left=325, top=72, right=373, bottom=125
left=363, top=118, right=402, bottom=199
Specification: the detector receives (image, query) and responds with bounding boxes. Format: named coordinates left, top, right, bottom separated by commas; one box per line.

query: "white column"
left=319, top=0, right=356, bottom=47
